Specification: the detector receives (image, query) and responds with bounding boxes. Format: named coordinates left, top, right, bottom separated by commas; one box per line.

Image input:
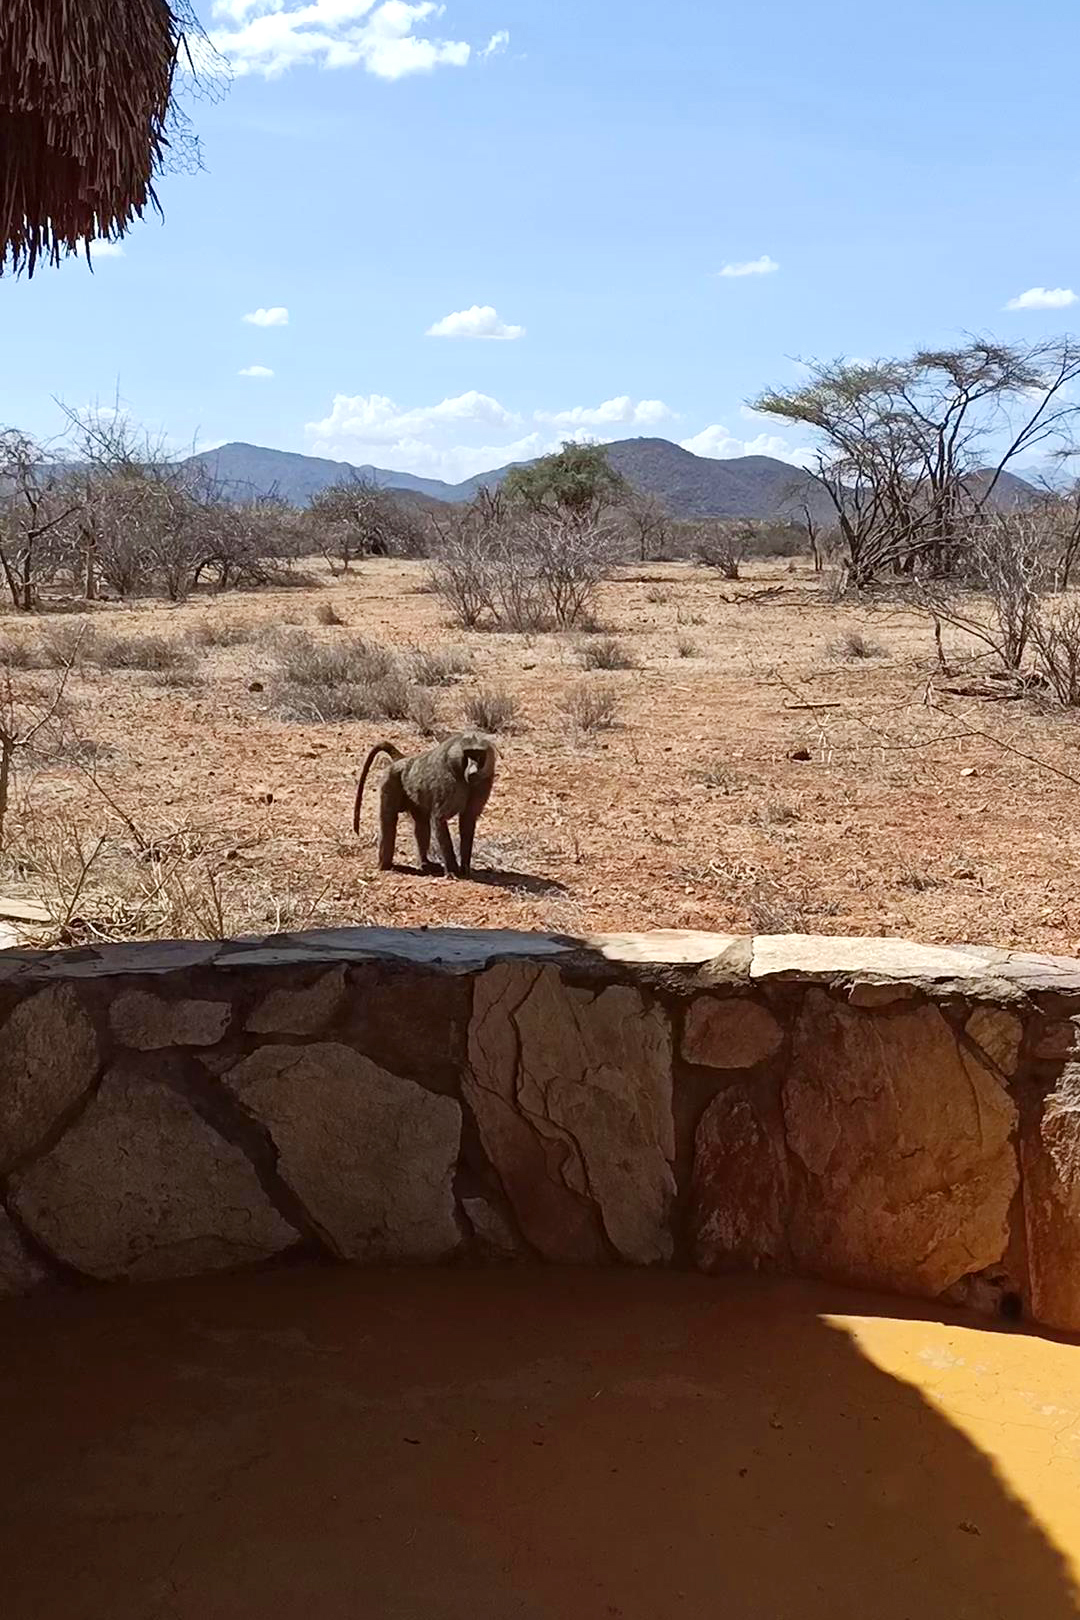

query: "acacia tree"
left=753, top=339, right=1080, bottom=587
left=503, top=441, right=627, bottom=525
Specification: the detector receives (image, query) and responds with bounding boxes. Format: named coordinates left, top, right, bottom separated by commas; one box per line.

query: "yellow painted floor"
left=2, top=1267, right=1079, bottom=1619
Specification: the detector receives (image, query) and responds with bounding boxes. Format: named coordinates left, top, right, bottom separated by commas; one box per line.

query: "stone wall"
left=2, top=926, right=1079, bottom=1334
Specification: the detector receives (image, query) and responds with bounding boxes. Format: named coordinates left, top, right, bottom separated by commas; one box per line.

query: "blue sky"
left=2, top=0, right=1078, bottom=484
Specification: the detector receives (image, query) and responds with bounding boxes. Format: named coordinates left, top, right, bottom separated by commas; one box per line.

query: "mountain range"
left=182, top=437, right=1038, bottom=522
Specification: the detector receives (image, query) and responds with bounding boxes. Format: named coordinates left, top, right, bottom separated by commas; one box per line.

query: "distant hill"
left=178, top=437, right=1038, bottom=522
left=184, top=442, right=463, bottom=506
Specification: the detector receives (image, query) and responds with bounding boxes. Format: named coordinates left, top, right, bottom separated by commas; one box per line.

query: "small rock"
left=960, top=767, right=978, bottom=778
left=248, top=680, right=264, bottom=693
left=952, top=866, right=977, bottom=880
left=789, top=747, right=812, bottom=762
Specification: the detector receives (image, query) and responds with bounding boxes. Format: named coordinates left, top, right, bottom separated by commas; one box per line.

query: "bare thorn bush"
left=464, top=684, right=518, bottom=733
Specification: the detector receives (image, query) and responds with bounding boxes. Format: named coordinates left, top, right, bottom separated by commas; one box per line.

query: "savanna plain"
left=2, top=553, right=1078, bottom=955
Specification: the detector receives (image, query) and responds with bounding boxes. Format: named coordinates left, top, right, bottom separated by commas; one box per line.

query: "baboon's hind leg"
left=458, top=806, right=479, bottom=879
left=435, top=817, right=461, bottom=878
left=378, top=780, right=400, bottom=870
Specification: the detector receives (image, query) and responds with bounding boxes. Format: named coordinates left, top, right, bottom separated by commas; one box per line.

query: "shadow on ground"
left=1, top=1268, right=1077, bottom=1620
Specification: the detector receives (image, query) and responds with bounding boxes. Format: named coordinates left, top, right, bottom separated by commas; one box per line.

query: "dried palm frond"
left=0, top=0, right=219, bottom=276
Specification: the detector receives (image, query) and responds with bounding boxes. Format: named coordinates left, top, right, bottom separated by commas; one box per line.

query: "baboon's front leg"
left=412, top=810, right=433, bottom=871
left=435, top=817, right=460, bottom=877
left=378, top=780, right=399, bottom=870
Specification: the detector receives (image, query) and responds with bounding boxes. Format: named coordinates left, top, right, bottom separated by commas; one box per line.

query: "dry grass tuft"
left=561, top=681, right=620, bottom=734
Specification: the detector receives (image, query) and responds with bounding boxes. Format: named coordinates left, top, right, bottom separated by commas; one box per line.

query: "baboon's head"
left=456, top=732, right=496, bottom=781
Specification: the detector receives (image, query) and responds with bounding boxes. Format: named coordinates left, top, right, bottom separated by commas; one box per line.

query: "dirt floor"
left=4, top=557, right=1080, bottom=953
left=2, top=1266, right=1079, bottom=1619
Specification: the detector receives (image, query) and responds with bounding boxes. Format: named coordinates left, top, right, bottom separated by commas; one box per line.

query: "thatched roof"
left=0, top=0, right=188, bottom=275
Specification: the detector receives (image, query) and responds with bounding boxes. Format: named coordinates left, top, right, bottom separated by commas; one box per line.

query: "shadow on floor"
left=1, top=1267, right=1077, bottom=1620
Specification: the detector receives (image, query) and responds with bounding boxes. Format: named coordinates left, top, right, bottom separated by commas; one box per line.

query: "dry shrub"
left=561, top=681, right=620, bottom=733
left=676, top=634, right=700, bottom=658
left=270, top=629, right=398, bottom=688
left=277, top=672, right=414, bottom=724
left=691, top=760, right=742, bottom=791
left=0, top=634, right=41, bottom=669
left=430, top=499, right=620, bottom=632
left=676, top=605, right=705, bottom=626
left=827, top=629, right=886, bottom=660
left=578, top=635, right=636, bottom=670
left=94, top=632, right=196, bottom=673
left=407, top=687, right=441, bottom=736
left=150, top=667, right=205, bottom=690
left=1032, top=598, right=1080, bottom=707
left=3, top=810, right=344, bottom=947
left=187, top=617, right=255, bottom=648
left=644, top=585, right=669, bottom=604
left=752, top=798, right=801, bottom=827
left=464, top=685, right=518, bottom=732
left=409, top=645, right=472, bottom=686
left=36, top=619, right=98, bottom=668
left=267, top=629, right=416, bottom=722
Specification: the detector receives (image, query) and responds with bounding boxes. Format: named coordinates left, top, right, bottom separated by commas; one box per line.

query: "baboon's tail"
left=353, top=743, right=403, bottom=835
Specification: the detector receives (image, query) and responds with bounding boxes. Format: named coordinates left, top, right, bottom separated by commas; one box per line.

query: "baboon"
left=353, top=731, right=496, bottom=879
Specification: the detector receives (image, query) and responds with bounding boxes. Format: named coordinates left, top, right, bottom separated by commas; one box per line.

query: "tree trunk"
left=0, top=738, right=12, bottom=849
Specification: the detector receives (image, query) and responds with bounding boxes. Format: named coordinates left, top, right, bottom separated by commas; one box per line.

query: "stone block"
left=465, top=963, right=675, bottom=1264
left=1022, top=1064, right=1080, bottom=1332
left=692, top=1087, right=790, bottom=1271
left=12, top=1068, right=298, bottom=1280
left=0, top=985, right=99, bottom=1171
left=245, top=966, right=347, bottom=1036
left=783, top=991, right=1018, bottom=1297
left=225, top=1043, right=461, bottom=1262
left=110, top=991, right=232, bottom=1050
left=0, top=1210, right=49, bottom=1296
left=965, top=1005, right=1024, bottom=1076
left=682, top=996, right=783, bottom=1069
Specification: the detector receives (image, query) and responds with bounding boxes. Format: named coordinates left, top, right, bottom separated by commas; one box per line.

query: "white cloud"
left=239, top=364, right=275, bottom=378
left=717, top=255, right=779, bottom=279
left=537, top=396, right=675, bottom=429
left=1006, top=286, right=1078, bottom=311
left=211, top=0, right=478, bottom=80
left=243, top=306, right=289, bottom=326
left=481, top=28, right=509, bottom=58
left=426, top=304, right=525, bottom=340
left=305, top=389, right=521, bottom=464
left=90, top=241, right=125, bottom=259
left=680, top=423, right=814, bottom=467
